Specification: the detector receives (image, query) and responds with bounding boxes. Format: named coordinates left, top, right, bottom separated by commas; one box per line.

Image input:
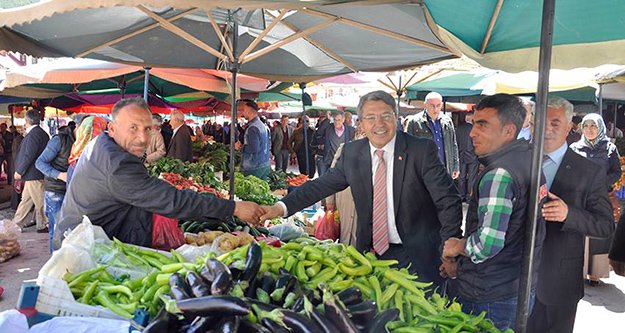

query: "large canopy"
left=423, top=0, right=625, bottom=72
left=0, top=1, right=456, bottom=81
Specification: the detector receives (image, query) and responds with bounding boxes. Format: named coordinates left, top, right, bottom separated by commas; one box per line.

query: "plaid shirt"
left=465, top=167, right=515, bottom=264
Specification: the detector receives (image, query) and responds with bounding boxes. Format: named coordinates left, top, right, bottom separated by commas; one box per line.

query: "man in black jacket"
left=13, top=109, right=50, bottom=232
left=528, top=97, right=614, bottom=333
left=166, top=109, right=193, bottom=162
left=260, top=91, right=462, bottom=288
left=56, top=98, right=264, bottom=248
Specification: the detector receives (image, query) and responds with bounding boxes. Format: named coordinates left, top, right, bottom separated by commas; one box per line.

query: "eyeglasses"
left=361, top=113, right=395, bottom=123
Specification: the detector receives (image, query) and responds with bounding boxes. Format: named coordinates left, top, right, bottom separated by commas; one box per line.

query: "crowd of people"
left=4, top=90, right=625, bottom=332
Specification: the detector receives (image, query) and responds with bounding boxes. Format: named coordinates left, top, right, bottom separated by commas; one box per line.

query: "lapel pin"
left=398, top=156, right=403, bottom=161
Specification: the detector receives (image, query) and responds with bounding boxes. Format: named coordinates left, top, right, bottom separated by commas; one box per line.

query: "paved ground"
left=1, top=203, right=624, bottom=330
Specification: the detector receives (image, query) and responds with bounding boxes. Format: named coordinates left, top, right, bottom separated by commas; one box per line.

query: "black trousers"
left=528, top=297, right=578, bottom=333
left=296, top=152, right=315, bottom=178
left=459, top=161, right=479, bottom=200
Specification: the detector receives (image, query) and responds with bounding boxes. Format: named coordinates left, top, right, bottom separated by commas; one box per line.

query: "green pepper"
left=141, top=283, right=161, bottom=304
left=383, top=270, right=428, bottom=297
left=306, top=263, right=322, bottom=277
left=66, top=266, right=106, bottom=287
left=284, top=255, right=298, bottom=271
left=100, top=285, right=133, bottom=299
left=295, top=261, right=309, bottom=282
left=394, top=289, right=405, bottom=321
left=368, top=276, right=383, bottom=310
left=170, top=249, right=186, bottom=263
left=352, top=280, right=374, bottom=299
left=98, top=270, right=116, bottom=284
left=95, top=291, right=133, bottom=319
left=338, top=263, right=371, bottom=276
left=392, top=327, right=433, bottom=333
left=380, top=283, right=399, bottom=310
left=156, top=273, right=173, bottom=286
left=415, top=313, right=461, bottom=327
left=329, top=279, right=353, bottom=292
left=345, top=246, right=372, bottom=269
left=407, top=294, right=438, bottom=316
left=309, top=266, right=339, bottom=286
left=81, top=281, right=99, bottom=304
left=320, top=256, right=337, bottom=268
left=281, top=242, right=304, bottom=251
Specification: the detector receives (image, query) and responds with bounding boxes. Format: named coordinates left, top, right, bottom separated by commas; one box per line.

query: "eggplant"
left=366, top=308, right=399, bottom=333
left=200, top=266, right=215, bottom=285
left=278, top=267, right=290, bottom=276
left=239, top=319, right=271, bottom=333
left=169, top=272, right=192, bottom=296
left=185, top=316, right=219, bottom=333
left=260, top=273, right=276, bottom=294
left=143, top=308, right=170, bottom=333
left=229, top=265, right=243, bottom=281
left=204, top=258, right=231, bottom=282
left=211, top=270, right=233, bottom=295
left=346, top=300, right=377, bottom=325
left=261, top=318, right=290, bottom=333
left=281, top=309, right=323, bottom=333
left=240, top=242, right=262, bottom=283
left=244, top=298, right=279, bottom=312
left=170, top=285, right=191, bottom=301
left=176, top=295, right=251, bottom=317
left=307, top=305, right=341, bottom=333
left=292, top=290, right=313, bottom=312
left=186, top=271, right=211, bottom=298
left=323, top=296, right=359, bottom=333
left=336, top=288, right=363, bottom=306
left=217, top=316, right=240, bottom=333
left=245, top=275, right=261, bottom=298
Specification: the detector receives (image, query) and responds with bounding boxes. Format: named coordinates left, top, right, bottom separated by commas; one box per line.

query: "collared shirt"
left=335, top=125, right=345, bottom=138
left=517, top=127, right=532, bottom=141
left=426, top=114, right=446, bottom=166
left=464, top=167, right=515, bottom=264
left=369, top=135, right=401, bottom=244
left=172, top=124, right=183, bottom=138
left=542, top=142, right=568, bottom=190
left=25, top=124, right=39, bottom=135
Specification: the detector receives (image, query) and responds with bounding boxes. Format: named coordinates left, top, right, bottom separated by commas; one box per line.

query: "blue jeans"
left=242, top=166, right=271, bottom=181
left=316, top=155, right=328, bottom=177
left=459, top=290, right=535, bottom=331
left=44, top=191, right=65, bottom=253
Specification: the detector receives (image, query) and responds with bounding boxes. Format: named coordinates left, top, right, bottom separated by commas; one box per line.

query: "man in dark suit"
left=260, top=90, right=463, bottom=287
left=271, top=115, right=294, bottom=172
left=166, top=109, right=193, bottom=162
left=529, top=97, right=614, bottom=333
left=13, top=108, right=50, bottom=232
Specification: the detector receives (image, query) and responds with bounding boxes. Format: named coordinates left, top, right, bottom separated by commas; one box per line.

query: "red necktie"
left=372, top=149, right=389, bottom=255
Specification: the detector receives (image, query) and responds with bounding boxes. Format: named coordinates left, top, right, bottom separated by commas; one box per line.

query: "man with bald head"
left=406, top=92, right=459, bottom=179
left=56, top=98, right=264, bottom=248
left=166, top=109, right=193, bottom=162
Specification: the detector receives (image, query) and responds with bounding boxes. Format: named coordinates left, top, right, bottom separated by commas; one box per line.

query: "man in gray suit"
left=405, top=92, right=459, bottom=179
left=271, top=115, right=294, bottom=172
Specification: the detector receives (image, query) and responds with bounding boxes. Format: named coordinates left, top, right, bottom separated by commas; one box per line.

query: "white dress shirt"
left=369, top=135, right=402, bottom=244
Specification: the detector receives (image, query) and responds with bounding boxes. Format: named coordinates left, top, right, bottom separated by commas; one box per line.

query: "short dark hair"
left=281, top=115, right=289, bottom=120
left=238, top=99, right=259, bottom=112
left=111, top=97, right=151, bottom=121
left=357, top=90, right=396, bottom=117
left=25, top=109, right=41, bottom=126
left=475, top=94, right=526, bottom=137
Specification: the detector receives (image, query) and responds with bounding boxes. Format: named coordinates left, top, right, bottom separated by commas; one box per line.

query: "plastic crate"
left=616, top=186, right=625, bottom=200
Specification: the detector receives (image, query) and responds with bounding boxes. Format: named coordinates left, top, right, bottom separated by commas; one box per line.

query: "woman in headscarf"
left=67, top=116, right=108, bottom=183
left=570, top=113, right=622, bottom=285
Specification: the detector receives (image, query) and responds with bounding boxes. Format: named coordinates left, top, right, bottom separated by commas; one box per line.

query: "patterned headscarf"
left=581, top=113, right=608, bottom=147
left=68, top=116, right=108, bottom=165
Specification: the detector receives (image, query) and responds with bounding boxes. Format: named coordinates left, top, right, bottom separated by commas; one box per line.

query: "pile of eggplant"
left=144, top=243, right=399, bottom=333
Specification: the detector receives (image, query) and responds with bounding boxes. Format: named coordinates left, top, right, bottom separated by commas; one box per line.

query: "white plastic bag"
left=0, top=219, right=21, bottom=263
left=176, top=244, right=213, bottom=262
left=0, top=310, right=29, bottom=333
left=268, top=222, right=307, bottom=241
left=28, top=316, right=129, bottom=333
left=38, top=216, right=107, bottom=279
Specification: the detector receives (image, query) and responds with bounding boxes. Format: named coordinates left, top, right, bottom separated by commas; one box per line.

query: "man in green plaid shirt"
left=441, top=94, right=546, bottom=331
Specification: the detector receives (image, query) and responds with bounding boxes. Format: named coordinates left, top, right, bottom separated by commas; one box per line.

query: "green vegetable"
left=95, top=291, right=134, bottom=319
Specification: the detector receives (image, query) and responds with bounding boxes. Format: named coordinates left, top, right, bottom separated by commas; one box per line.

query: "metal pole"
left=228, top=19, right=239, bottom=199
left=300, top=83, right=310, bottom=176
left=515, top=0, right=555, bottom=332
left=143, top=67, right=151, bottom=102
left=396, top=76, right=402, bottom=116
left=598, top=83, right=603, bottom=116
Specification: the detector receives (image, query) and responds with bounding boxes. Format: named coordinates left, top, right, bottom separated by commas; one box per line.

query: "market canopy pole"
left=228, top=14, right=239, bottom=200
left=515, top=0, right=555, bottom=331
left=143, top=67, right=151, bottom=102
left=299, top=82, right=310, bottom=176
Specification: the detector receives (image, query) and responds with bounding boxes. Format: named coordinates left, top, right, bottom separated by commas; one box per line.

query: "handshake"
left=233, top=201, right=285, bottom=226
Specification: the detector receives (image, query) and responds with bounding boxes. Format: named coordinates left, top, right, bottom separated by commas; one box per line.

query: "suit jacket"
left=536, top=149, right=614, bottom=305
left=15, top=125, right=49, bottom=181
left=282, top=131, right=463, bottom=285
left=271, top=125, right=294, bottom=156
left=167, top=125, right=193, bottom=162
left=406, top=111, right=460, bottom=175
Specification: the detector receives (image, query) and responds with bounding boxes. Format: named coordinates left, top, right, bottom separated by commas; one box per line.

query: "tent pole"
left=515, top=0, right=555, bottom=332
left=228, top=18, right=239, bottom=200
left=143, top=67, right=151, bottom=102
left=300, top=83, right=310, bottom=176
left=396, top=76, right=402, bottom=116
left=598, top=83, right=603, bottom=116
